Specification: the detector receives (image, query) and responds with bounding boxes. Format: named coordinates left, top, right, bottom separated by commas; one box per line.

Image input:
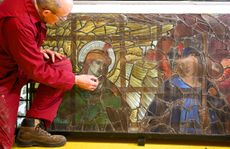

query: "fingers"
left=75, top=75, right=99, bottom=91
left=45, top=49, right=56, bottom=63
left=89, top=86, right=97, bottom=91
left=51, top=52, right=55, bottom=63
left=55, top=53, right=64, bottom=60
left=43, top=53, right=50, bottom=60
left=42, top=49, right=65, bottom=63
left=90, top=76, right=99, bottom=84
left=87, top=76, right=99, bottom=91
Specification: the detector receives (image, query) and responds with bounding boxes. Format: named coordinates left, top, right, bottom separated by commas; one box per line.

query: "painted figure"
left=55, top=41, right=130, bottom=132
left=147, top=47, right=229, bottom=134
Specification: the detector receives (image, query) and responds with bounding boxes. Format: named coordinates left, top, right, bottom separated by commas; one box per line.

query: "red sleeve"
left=3, top=17, right=75, bottom=90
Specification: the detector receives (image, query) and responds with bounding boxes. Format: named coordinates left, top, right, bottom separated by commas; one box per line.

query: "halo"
left=78, top=40, right=116, bottom=72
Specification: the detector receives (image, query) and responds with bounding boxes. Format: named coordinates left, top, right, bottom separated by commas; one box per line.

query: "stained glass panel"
left=41, top=12, right=230, bottom=137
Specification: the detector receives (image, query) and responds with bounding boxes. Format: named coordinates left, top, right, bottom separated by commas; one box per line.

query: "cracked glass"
left=42, top=13, right=230, bottom=135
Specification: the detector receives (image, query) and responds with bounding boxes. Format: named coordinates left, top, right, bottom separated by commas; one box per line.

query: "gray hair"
left=36, top=0, right=61, bottom=13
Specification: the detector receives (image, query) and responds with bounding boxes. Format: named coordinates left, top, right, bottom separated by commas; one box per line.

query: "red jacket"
left=0, top=0, right=75, bottom=94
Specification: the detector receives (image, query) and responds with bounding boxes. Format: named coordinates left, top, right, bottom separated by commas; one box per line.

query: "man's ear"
left=42, top=9, right=52, bottom=17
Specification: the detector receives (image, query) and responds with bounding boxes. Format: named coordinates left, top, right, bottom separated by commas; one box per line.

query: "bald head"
left=35, top=0, right=73, bottom=24
left=36, top=0, right=73, bottom=13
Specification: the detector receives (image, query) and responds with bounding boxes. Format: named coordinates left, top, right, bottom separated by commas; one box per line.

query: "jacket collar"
left=25, top=0, right=43, bottom=25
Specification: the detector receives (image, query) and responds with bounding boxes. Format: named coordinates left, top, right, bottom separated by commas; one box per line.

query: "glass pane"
left=44, top=12, right=230, bottom=136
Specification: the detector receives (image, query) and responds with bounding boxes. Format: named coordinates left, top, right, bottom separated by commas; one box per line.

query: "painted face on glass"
left=88, top=59, right=107, bottom=77
left=175, top=55, right=199, bottom=77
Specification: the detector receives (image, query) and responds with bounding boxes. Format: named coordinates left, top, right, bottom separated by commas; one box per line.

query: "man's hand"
left=75, top=75, right=99, bottom=91
left=41, top=49, right=65, bottom=63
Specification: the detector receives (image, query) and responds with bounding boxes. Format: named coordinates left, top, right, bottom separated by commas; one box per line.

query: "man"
left=0, top=0, right=99, bottom=148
